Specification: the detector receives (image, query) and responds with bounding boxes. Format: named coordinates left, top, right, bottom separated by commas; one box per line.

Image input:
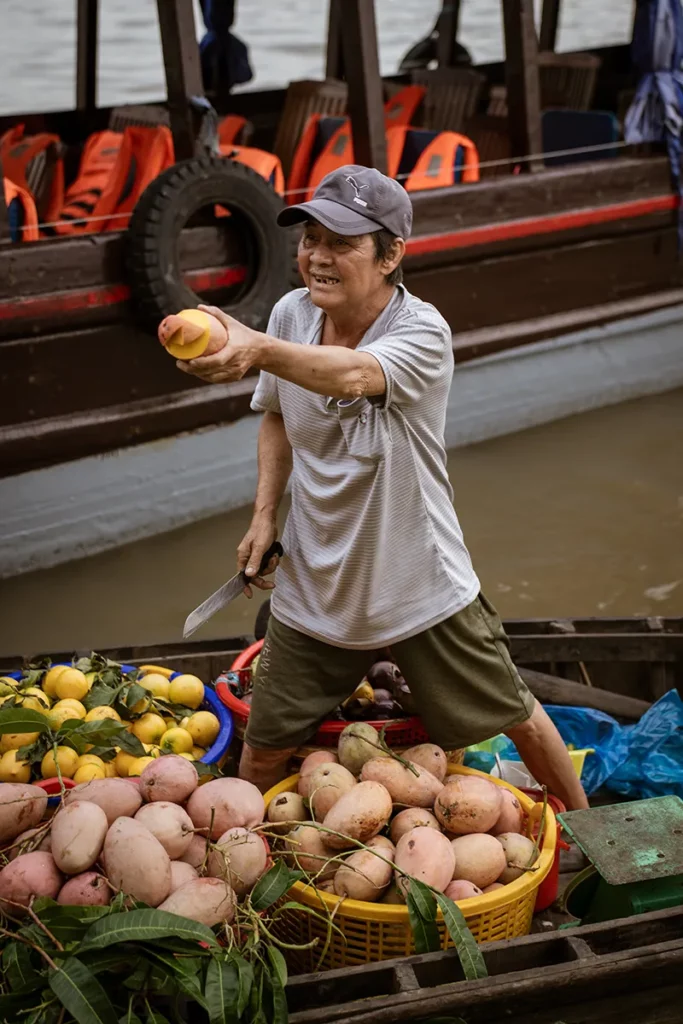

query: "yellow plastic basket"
left=264, top=764, right=556, bottom=973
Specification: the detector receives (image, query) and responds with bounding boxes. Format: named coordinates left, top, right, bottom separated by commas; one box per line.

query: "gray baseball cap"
left=277, top=164, right=413, bottom=239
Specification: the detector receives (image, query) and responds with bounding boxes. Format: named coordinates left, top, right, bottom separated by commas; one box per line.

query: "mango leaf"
left=266, top=946, right=287, bottom=990
left=406, top=881, right=440, bottom=955
left=0, top=991, right=42, bottom=1019
left=80, top=910, right=219, bottom=951
left=204, top=959, right=239, bottom=1023
left=0, top=707, right=51, bottom=735
left=250, top=860, right=304, bottom=911
left=118, top=1011, right=144, bottom=1024
left=2, top=940, right=40, bottom=993
left=145, top=950, right=205, bottom=1007
left=48, top=957, right=119, bottom=1024
left=434, top=893, right=488, bottom=981
left=264, top=962, right=288, bottom=1024
left=235, top=956, right=254, bottom=1017
left=35, top=902, right=114, bottom=944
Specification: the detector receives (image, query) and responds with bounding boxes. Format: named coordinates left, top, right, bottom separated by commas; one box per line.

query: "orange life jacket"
left=383, top=85, right=426, bottom=128
left=0, top=124, right=64, bottom=222
left=3, top=177, right=39, bottom=242
left=304, top=119, right=409, bottom=201
left=219, top=143, right=285, bottom=195
left=44, top=125, right=174, bottom=236
left=217, top=115, right=248, bottom=147
left=404, top=131, right=479, bottom=191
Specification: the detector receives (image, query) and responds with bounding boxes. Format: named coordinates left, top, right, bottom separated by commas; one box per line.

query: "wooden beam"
left=518, top=666, right=651, bottom=720
left=436, top=1, right=462, bottom=68
left=539, top=0, right=561, bottom=51
left=340, top=0, right=387, bottom=172
left=156, top=0, right=205, bottom=162
left=326, top=0, right=344, bottom=80
left=76, top=0, right=99, bottom=112
left=502, top=0, right=543, bottom=171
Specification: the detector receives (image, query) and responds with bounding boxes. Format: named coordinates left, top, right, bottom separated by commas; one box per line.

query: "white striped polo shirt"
left=251, top=285, right=480, bottom=649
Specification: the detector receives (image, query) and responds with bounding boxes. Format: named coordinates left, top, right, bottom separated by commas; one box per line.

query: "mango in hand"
left=158, top=308, right=227, bottom=360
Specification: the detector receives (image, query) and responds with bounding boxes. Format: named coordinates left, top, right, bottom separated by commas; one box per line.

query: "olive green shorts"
left=245, top=593, right=535, bottom=750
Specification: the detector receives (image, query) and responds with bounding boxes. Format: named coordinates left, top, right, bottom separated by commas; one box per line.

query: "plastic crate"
left=219, top=639, right=430, bottom=747
left=264, top=764, right=556, bottom=972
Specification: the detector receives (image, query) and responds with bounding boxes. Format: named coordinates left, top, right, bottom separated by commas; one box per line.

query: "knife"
left=182, top=541, right=284, bottom=639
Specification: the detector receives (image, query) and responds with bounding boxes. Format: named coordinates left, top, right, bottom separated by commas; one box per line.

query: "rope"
left=15, top=138, right=633, bottom=234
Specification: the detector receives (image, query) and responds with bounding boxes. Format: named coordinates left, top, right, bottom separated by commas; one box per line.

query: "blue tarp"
left=624, top=0, right=683, bottom=240
left=465, top=691, right=683, bottom=800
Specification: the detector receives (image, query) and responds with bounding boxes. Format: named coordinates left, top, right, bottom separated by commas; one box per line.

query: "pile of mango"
left=0, top=662, right=221, bottom=784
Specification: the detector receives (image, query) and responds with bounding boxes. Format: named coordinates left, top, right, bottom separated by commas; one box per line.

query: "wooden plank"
left=509, top=633, right=683, bottom=663
left=502, top=0, right=543, bottom=171
left=156, top=0, right=204, bottom=161
left=76, top=0, right=99, bottom=112
left=340, top=0, right=387, bottom=172
left=326, top=0, right=344, bottom=79
left=539, top=0, right=561, bottom=52
left=436, top=1, right=462, bottom=68
left=519, top=666, right=652, bottom=719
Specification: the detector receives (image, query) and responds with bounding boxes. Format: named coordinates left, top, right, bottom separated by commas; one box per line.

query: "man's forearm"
left=254, top=334, right=385, bottom=401
left=253, top=411, right=292, bottom=519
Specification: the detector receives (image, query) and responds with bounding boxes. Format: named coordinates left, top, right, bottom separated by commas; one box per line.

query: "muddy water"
left=0, top=388, right=681, bottom=659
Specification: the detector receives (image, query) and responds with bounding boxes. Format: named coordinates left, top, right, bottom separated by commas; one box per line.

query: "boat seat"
left=541, top=109, right=620, bottom=166
left=272, top=78, right=348, bottom=181
left=108, top=104, right=170, bottom=131
left=410, top=67, right=486, bottom=133
left=463, top=114, right=512, bottom=178
left=487, top=51, right=602, bottom=117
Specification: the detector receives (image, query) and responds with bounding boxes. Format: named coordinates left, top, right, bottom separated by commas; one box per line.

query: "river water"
left=0, top=388, right=681, bottom=658
left=1, top=0, right=635, bottom=115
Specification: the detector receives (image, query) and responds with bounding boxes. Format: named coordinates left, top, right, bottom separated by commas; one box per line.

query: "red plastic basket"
left=217, top=639, right=430, bottom=747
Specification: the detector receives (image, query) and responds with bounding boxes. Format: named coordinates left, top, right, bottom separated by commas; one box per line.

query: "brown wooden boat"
left=2, top=0, right=682, bottom=579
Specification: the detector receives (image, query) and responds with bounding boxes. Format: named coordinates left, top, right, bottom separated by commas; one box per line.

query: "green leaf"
left=0, top=991, right=42, bottom=1019
left=114, top=730, right=146, bottom=757
left=36, top=903, right=114, bottom=944
left=48, top=957, right=119, bottom=1024
left=2, top=939, right=40, bottom=993
left=118, top=1013, right=143, bottom=1024
left=80, top=910, right=219, bottom=951
left=145, top=950, right=205, bottom=1007
left=266, top=947, right=287, bottom=990
left=250, top=860, right=303, bottom=911
left=125, top=684, right=148, bottom=711
left=406, top=882, right=440, bottom=955
left=434, top=892, right=488, bottom=981
left=264, top=962, right=288, bottom=1024
left=204, top=959, right=239, bottom=1024
left=0, top=707, right=51, bottom=735
left=234, top=955, right=254, bottom=1017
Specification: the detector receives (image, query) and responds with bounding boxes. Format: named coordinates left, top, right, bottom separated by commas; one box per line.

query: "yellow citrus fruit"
left=0, top=750, right=31, bottom=783
left=168, top=674, right=204, bottom=709
left=103, top=761, right=117, bottom=778
left=114, top=750, right=137, bottom=777
left=0, top=676, right=19, bottom=697
left=143, top=744, right=161, bottom=759
left=76, top=754, right=105, bottom=770
left=177, top=752, right=195, bottom=761
left=138, top=673, right=170, bottom=700
left=132, top=713, right=166, bottom=745
left=163, top=716, right=177, bottom=729
left=84, top=705, right=121, bottom=722
left=48, top=700, right=86, bottom=728
left=42, top=665, right=68, bottom=698
left=55, top=669, right=89, bottom=702
left=127, top=756, right=155, bottom=777
left=159, top=727, right=193, bottom=755
left=73, top=764, right=105, bottom=783
left=85, top=671, right=99, bottom=687
left=19, top=687, right=51, bottom=713
left=0, top=694, right=15, bottom=707
left=0, top=732, right=40, bottom=753
left=41, top=746, right=79, bottom=779
left=185, top=711, right=220, bottom=748
left=191, top=746, right=207, bottom=759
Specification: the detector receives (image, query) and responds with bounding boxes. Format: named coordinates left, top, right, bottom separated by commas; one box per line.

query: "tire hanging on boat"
left=126, top=154, right=300, bottom=332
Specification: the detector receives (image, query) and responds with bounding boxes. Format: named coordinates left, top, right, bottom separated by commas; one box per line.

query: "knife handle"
left=253, top=541, right=284, bottom=577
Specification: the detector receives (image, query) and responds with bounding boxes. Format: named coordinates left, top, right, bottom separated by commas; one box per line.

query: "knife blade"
left=182, top=541, right=283, bottom=639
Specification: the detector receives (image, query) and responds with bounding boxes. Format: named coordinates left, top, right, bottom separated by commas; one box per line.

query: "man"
left=178, top=164, right=589, bottom=810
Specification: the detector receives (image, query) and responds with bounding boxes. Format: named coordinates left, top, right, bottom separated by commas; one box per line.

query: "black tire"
left=127, top=154, right=300, bottom=332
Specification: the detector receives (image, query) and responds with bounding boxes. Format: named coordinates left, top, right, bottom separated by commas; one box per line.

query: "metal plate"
left=558, top=796, right=683, bottom=885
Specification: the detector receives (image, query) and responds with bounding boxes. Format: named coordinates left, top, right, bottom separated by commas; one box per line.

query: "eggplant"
left=367, top=660, right=405, bottom=693
left=371, top=688, right=394, bottom=704
left=395, top=681, right=417, bottom=716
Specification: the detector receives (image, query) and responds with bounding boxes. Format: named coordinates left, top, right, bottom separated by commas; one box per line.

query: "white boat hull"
left=2, top=304, right=683, bottom=580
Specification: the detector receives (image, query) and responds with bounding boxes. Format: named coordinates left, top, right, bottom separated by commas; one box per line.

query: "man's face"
left=297, top=220, right=388, bottom=313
